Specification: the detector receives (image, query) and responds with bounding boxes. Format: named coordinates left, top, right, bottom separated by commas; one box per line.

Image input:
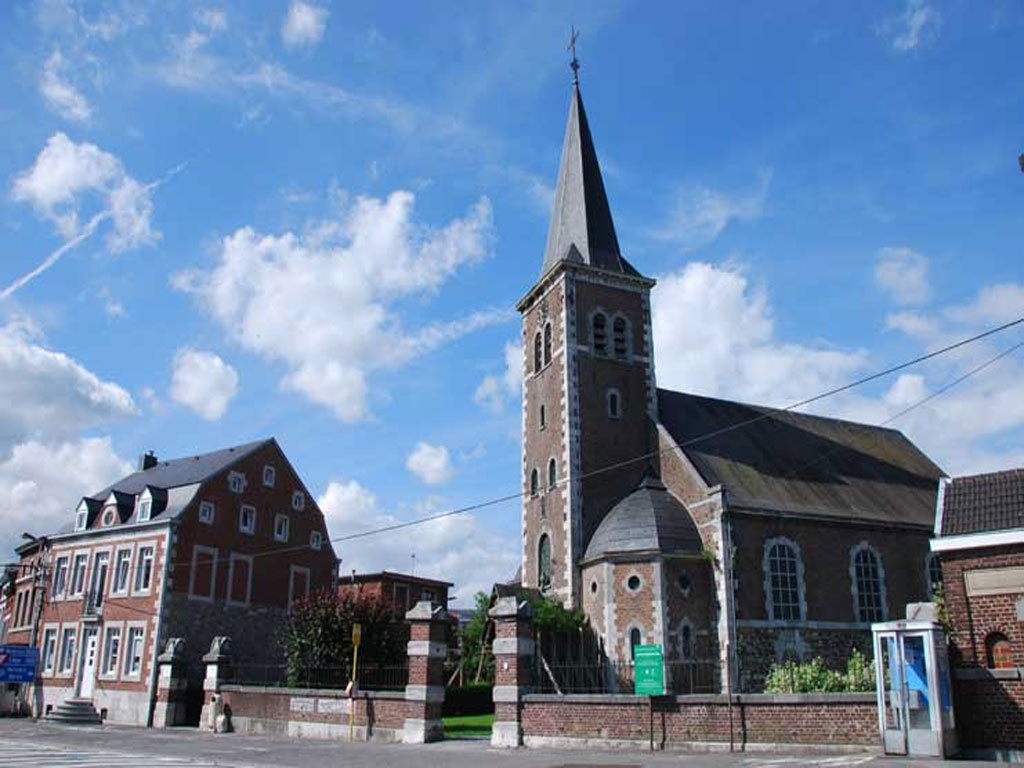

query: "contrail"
left=0, top=159, right=189, bottom=300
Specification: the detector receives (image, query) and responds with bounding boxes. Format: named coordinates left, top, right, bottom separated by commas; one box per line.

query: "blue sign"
left=0, top=645, right=38, bottom=683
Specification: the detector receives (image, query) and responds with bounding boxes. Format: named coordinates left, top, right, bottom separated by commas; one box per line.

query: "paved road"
left=0, top=718, right=987, bottom=767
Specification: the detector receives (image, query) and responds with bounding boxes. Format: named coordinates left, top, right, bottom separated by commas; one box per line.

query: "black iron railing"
left=229, top=662, right=409, bottom=692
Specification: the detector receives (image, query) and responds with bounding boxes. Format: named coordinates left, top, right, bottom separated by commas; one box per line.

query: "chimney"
left=138, top=451, right=158, bottom=471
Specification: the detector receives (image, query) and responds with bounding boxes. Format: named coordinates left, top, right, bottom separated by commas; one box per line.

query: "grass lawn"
left=442, top=713, right=494, bottom=738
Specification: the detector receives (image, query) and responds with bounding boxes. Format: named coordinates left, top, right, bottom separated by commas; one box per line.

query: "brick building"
left=931, top=468, right=1024, bottom=753
left=337, top=571, right=452, bottom=618
left=518, top=78, right=945, bottom=691
left=3, top=438, right=337, bottom=725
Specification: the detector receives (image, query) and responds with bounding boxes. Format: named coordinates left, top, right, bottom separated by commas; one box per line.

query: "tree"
left=458, top=592, right=494, bottom=684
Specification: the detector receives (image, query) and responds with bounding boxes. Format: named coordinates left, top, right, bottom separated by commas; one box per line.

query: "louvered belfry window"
left=613, top=316, right=627, bottom=359
left=592, top=312, right=608, bottom=356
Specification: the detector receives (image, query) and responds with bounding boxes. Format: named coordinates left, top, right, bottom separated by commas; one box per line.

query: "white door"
left=78, top=629, right=98, bottom=699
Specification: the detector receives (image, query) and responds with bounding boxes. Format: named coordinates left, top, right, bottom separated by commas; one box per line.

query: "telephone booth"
left=871, top=620, right=956, bottom=758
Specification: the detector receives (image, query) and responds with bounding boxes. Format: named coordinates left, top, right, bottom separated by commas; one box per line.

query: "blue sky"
left=1, top=0, right=1022, bottom=603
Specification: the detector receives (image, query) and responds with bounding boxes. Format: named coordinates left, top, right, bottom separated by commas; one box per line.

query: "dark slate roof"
left=939, top=468, right=1024, bottom=536
left=90, top=439, right=270, bottom=499
left=541, top=84, right=640, bottom=278
left=657, top=389, right=944, bottom=527
left=584, top=473, right=703, bottom=561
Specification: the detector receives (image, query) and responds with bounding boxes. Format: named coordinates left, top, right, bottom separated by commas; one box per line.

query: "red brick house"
left=931, top=468, right=1024, bottom=754
left=518, top=79, right=945, bottom=692
left=5, top=438, right=337, bottom=725
left=337, top=571, right=452, bottom=619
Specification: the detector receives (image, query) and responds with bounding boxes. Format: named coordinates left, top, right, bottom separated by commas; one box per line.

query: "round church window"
left=627, top=574, right=641, bottom=591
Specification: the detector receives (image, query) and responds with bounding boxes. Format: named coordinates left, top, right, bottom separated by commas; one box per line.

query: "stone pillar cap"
left=406, top=600, right=448, bottom=622
left=488, top=596, right=533, bottom=619
left=202, top=635, right=232, bottom=663
left=158, top=637, right=186, bottom=663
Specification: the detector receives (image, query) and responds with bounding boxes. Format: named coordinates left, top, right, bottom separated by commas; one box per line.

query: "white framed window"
left=239, top=504, right=256, bottom=535
left=310, top=530, right=323, bottom=551
left=263, top=465, right=276, bottom=487
left=198, top=500, right=215, bottom=524
left=101, top=624, right=122, bottom=678
left=228, top=471, right=246, bottom=493
left=51, top=556, right=69, bottom=598
left=58, top=627, right=77, bottom=675
left=274, top=514, right=290, bottom=543
left=137, top=498, right=152, bottom=522
left=291, top=490, right=305, bottom=511
left=112, top=547, right=132, bottom=595
left=850, top=542, right=887, bottom=623
left=133, top=545, right=155, bottom=594
left=226, top=553, right=253, bottom=606
left=74, top=507, right=88, bottom=532
left=188, top=545, right=218, bottom=602
left=123, top=624, right=146, bottom=679
left=607, top=388, right=621, bottom=419
left=41, top=627, right=58, bottom=674
left=764, top=537, right=805, bottom=622
left=70, top=554, right=88, bottom=597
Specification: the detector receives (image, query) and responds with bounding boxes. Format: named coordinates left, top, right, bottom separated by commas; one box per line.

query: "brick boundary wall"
left=217, top=685, right=406, bottom=742
left=953, top=669, right=1024, bottom=754
left=520, top=693, right=878, bottom=752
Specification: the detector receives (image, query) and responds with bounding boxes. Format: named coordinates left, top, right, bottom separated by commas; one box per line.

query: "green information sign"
left=633, top=643, right=664, bottom=695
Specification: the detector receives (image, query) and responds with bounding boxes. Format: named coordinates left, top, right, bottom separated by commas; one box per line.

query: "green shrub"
left=763, top=649, right=875, bottom=693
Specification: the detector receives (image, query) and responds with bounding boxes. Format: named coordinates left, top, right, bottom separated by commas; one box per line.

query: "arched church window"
left=926, top=553, right=943, bottom=598
left=539, top=404, right=546, bottom=430
left=548, top=458, right=557, bottom=489
left=530, top=469, right=539, bottom=497
left=629, top=627, right=642, bottom=660
left=613, top=316, right=628, bottom=359
left=986, top=632, right=1013, bottom=669
left=851, top=544, right=886, bottom=623
left=538, top=534, right=552, bottom=592
left=680, top=623, right=693, bottom=659
left=592, top=312, right=608, bottom=356
left=543, top=322, right=553, bottom=366
left=764, top=539, right=803, bottom=621
left=533, top=332, right=543, bottom=373
left=607, top=389, right=621, bottom=419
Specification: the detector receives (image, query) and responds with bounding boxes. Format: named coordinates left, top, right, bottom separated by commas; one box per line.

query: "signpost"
left=0, top=645, right=38, bottom=684
left=348, top=623, right=362, bottom=742
left=633, top=644, right=665, bottom=751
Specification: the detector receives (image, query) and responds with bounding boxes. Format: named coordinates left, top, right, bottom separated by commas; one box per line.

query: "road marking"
left=742, top=755, right=876, bottom=767
left=0, top=739, right=228, bottom=767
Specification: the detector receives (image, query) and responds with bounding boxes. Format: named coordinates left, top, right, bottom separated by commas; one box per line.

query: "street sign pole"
left=349, top=622, right=362, bottom=742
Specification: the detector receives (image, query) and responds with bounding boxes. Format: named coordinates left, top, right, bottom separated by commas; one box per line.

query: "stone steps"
left=45, top=697, right=102, bottom=725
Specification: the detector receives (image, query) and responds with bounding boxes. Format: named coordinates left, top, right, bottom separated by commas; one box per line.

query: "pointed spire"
left=541, top=82, right=630, bottom=277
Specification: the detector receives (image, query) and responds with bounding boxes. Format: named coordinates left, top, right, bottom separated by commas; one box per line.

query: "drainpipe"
left=146, top=522, right=174, bottom=727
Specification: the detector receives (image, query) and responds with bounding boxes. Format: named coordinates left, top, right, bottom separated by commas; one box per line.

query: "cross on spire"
left=568, top=25, right=580, bottom=84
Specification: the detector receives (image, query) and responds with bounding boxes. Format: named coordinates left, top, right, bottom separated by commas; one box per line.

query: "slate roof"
left=657, top=389, right=944, bottom=528
left=939, top=468, right=1024, bottom=536
left=541, top=84, right=640, bottom=278
left=584, top=473, right=703, bottom=561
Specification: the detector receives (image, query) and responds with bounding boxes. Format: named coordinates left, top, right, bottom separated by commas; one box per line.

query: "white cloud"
left=874, top=246, right=931, bottom=305
left=282, top=1, right=329, bottom=49
left=880, top=0, right=941, bottom=52
left=196, top=8, right=227, bottom=32
left=406, top=442, right=454, bottom=485
left=474, top=340, right=522, bottom=413
left=0, top=437, right=132, bottom=560
left=169, top=348, right=238, bottom=420
left=96, top=285, right=125, bottom=317
left=173, top=188, right=499, bottom=421
left=318, top=479, right=518, bottom=605
left=11, top=132, right=158, bottom=251
left=39, top=49, right=92, bottom=123
left=651, top=171, right=772, bottom=252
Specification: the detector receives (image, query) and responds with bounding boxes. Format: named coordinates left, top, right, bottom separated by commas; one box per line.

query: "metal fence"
left=531, top=658, right=715, bottom=695
left=229, top=662, right=408, bottom=692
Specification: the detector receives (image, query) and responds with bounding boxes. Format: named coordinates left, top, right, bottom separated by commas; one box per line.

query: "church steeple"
left=540, top=83, right=635, bottom=278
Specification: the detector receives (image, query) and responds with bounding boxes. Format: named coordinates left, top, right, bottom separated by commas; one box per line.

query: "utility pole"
left=27, top=557, right=47, bottom=718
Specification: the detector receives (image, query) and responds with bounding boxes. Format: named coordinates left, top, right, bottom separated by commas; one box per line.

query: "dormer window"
left=199, top=501, right=215, bottom=524
left=75, top=506, right=88, bottom=531
left=292, top=491, right=305, bottom=511
left=137, top=498, right=152, bottom=522
left=592, top=312, right=608, bottom=356
left=103, top=507, right=116, bottom=526
left=228, top=471, right=246, bottom=493
left=263, top=465, right=276, bottom=487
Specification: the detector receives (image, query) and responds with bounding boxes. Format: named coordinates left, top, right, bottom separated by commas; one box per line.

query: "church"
left=515, top=73, right=945, bottom=692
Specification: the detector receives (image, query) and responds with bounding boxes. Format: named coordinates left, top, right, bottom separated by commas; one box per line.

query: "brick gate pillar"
left=153, top=638, right=187, bottom=728
left=403, top=601, right=448, bottom=744
left=489, top=596, right=533, bottom=748
left=199, top=636, right=232, bottom=732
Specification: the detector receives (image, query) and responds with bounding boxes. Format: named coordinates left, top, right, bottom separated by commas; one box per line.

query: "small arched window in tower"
left=543, top=322, right=553, bottom=366
left=538, top=534, right=552, bottom=592
left=630, top=627, right=642, bottom=660
left=533, top=331, right=543, bottom=373
left=592, top=312, right=608, bottom=356
left=613, top=316, right=628, bottom=359
left=607, top=388, right=621, bottom=419
left=926, top=553, right=943, bottom=598
left=986, top=632, right=1013, bottom=669
left=548, top=458, right=557, bottom=490
left=680, top=623, right=694, bottom=660
left=539, top=403, right=546, bottom=430
left=530, top=468, right=539, bottom=497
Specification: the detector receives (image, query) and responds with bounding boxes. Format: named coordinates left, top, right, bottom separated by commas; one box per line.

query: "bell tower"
left=518, top=75, right=658, bottom=608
